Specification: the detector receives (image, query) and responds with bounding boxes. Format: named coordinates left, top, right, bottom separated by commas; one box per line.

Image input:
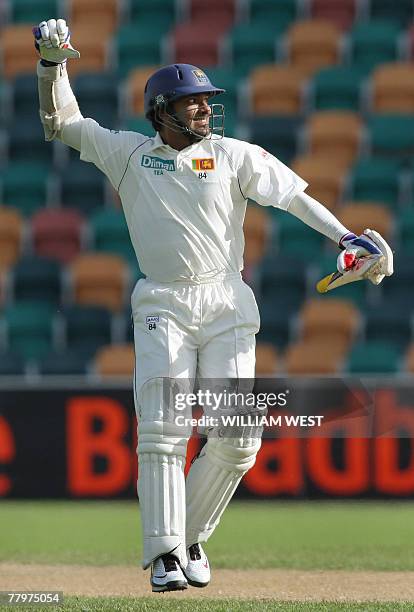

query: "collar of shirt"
left=147, top=131, right=214, bottom=159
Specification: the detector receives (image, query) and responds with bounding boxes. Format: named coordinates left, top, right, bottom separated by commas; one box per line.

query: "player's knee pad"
left=205, top=435, right=262, bottom=474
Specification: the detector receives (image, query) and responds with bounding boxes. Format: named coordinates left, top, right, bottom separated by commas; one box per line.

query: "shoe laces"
left=188, top=543, right=202, bottom=561
left=162, top=554, right=178, bottom=572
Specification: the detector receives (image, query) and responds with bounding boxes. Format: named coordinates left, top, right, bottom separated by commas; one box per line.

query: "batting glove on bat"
left=33, top=18, right=80, bottom=66
left=338, top=229, right=394, bottom=285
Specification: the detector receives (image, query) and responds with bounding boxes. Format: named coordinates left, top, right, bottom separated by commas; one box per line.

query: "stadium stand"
left=347, top=21, right=401, bottom=75
left=286, top=19, right=341, bottom=77
left=371, top=62, right=414, bottom=113
left=0, top=206, right=23, bottom=270
left=4, top=301, right=55, bottom=361
left=310, top=65, right=363, bottom=111
left=348, top=158, right=401, bottom=209
left=255, top=342, right=279, bottom=376
left=346, top=341, right=401, bottom=373
left=249, top=64, right=306, bottom=115
left=31, top=208, right=84, bottom=264
left=62, top=304, right=112, bottom=356
left=70, top=253, right=128, bottom=312
left=284, top=340, right=344, bottom=374
left=1, top=161, right=52, bottom=216
left=94, top=343, right=135, bottom=377
left=305, top=111, right=363, bottom=166
left=291, top=155, right=347, bottom=210
left=11, top=256, right=62, bottom=305
left=309, top=0, right=358, bottom=30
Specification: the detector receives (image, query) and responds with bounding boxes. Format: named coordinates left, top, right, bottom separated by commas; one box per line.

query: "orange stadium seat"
left=127, top=66, right=159, bottom=115
left=243, top=205, right=270, bottom=268
left=255, top=342, right=279, bottom=376
left=309, top=0, right=357, bottom=30
left=94, top=343, right=135, bottom=377
left=250, top=64, right=306, bottom=115
left=306, top=111, right=363, bottom=166
left=190, top=0, right=236, bottom=29
left=70, top=0, right=119, bottom=35
left=1, top=25, right=37, bottom=79
left=291, top=155, right=347, bottom=210
left=172, top=21, right=230, bottom=66
left=71, top=253, right=128, bottom=312
left=405, top=344, right=414, bottom=373
left=31, top=208, right=84, bottom=264
left=338, top=202, right=393, bottom=238
left=284, top=339, right=345, bottom=374
left=299, top=298, right=360, bottom=351
left=66, top=26, right=109, bottom=76
left=286, top=20, right=341, bottom=78
left=0, top=206, right=23, bottom=271
left=371, top=63, right=414, bottom=113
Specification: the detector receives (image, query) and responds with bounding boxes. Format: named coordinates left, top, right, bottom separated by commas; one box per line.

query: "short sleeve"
left=237, top=142, right=308, bottom=210
left=79, top=119, right=148, bottom=190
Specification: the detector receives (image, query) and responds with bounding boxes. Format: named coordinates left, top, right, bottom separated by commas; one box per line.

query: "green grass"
left=1, top=500, right=414, bottom=570
left=0, top=599, right=413, bottom=612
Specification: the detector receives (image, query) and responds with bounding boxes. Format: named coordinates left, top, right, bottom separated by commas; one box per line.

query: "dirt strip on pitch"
left=1, top=564, right=414, bottom=601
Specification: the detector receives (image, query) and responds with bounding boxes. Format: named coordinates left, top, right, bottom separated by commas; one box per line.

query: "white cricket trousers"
left=132, top=272, right=261, bottom=569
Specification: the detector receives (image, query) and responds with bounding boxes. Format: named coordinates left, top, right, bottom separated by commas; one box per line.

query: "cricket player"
left=34, top=19, right=393, bottom=592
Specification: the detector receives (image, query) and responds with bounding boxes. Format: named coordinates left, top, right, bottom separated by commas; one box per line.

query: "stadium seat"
left=31, top=208, right=84, bottom=264
left=284, top=340, right=344, bottom=374
left=10, top=0, right=58, bottom=24
left=309, top=0, right=357, bottom=30
left=172, top=20, right=230, bottom=66
left=115, top=24, right=165, bottom=78
left=0, top=351, right=26, bottom=375
left=346, top=341, right=401, bottom=373
left=291, top=155, right=347, bottom=210
left=274, top=210, right=324, bottom=258
left=66, top=26, right=109, bottom=77
left=247, top=116, right=302, bottom=164
left=255, top=342, right=279, bottom=376
left=243, top=206, right=270, bottom=268
left=8, top=118, right=53, bottom=163
left=127, top=66, right=159, bottom=115
left=381, top=254, right=414, bottom=304
left=70, top=253, right=128, bottom=311
left=190, top=0, right=236, bottom=28
left=286, top=19, right=341, bottom=78
left=397, top=208, right=414, bottom=251
left=38, top=349, right=90, bottom=375
left=311, top=66, right=363, bottom=111
left=74, top=73, right=119, bottom=127
left=1, top=162, right=51, bottom=216
left=0, top=207, right=23, bottom=271
left=122, top=116, right=155, bottom=137
left=299, top=298, right=359, bottom=350
left=260, top=255, right=306, bottom=310
left=11, top=74, right=39, bottom=122
left=371, top=63, right=414, bottom=113
left=306, top=111, right=362, bottom=166
left=1, top=25, right=37, bottom=79
left=367, top=115, right=414, bottom=164
left=91, top=208, right=136, bottom=265
left=11, top=256, right=62, bottom=305
left=348, top=158, right=400, bottom=209
left=257, top=301, right=292, bottom=348
left=60, top=159, right=106, bottom=216
left=249, top=64, right=305, bottom=115
left=338, top=202, right=393, bottom=238
left=70, top=0, right=119, bottom=35
left=62, top=304, right=112, bottom=355
left=364, top=306, right=412, bottom=349
left=227, top=24, right=280, bottom=77
left=4, top=301, right=55, bottom=361
left=348, top=21, right=401, bottom=75
left=129, top=0, right=176, bottom=30
left=249, top=0, right=299, bottom=31
left=404, top=344, right=414, bottom=373
left=369, top=0, right=414, bottom=27
left=94, top=343, right=135, bottom=377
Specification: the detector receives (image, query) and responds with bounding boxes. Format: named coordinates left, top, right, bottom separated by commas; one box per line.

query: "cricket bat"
left=316, top=254, right=385, bottom=293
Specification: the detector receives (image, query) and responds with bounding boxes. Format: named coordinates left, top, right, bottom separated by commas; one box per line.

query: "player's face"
left=174, top=94, right=212, bottom=137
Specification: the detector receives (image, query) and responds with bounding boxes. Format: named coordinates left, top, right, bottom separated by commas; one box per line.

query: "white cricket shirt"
left=80, top=120, right=308, bottom=282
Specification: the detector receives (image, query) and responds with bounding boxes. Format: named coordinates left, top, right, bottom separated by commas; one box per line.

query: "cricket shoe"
left=182, top=543, right=210, bottom=588
left=150, top=554, right=188, bottom=592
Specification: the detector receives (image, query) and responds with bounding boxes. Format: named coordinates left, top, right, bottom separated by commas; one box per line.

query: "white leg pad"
left=185, top=435, right=261, bottom=546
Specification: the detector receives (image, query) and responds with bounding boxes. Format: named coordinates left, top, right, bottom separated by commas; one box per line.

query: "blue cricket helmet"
left=144, top=64, right=225, bottom=117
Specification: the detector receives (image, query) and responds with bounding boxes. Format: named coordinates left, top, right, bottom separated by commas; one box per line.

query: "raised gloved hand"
left=33, top=18, right=80, bottom=66
left=338, top=229, right=393, bottom=285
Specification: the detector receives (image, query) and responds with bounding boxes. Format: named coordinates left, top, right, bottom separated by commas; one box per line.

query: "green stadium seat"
left=364, top=306, right=412, bottom=349
left=249, top=0, right=299, bottom=30
left=60, top=159, right=106, bottom=216
left=11, top=74, right=38, bottom=121
left=8, top=118, right=53, bottom=163
left=115, top=25, right=164, bottom=78
left=226, top=23, right=281, bottom=76
left=122, top=116, right=156, bottom=137
left=257, top=300, right=292, bottom=348
left=247, top=116, right=302, bottom=164
left=12, top=256, right=62, bottom=305
left=63, top=304, right=112, bottom=356
left=5, top=301, right=55, bottom=361
left=1, top=162, right=50, bottom=216
left=311, top=66, right=363, bottom=111
left=38, top=349, right=90, bottom=375
left=346, top=341, right=401, bottom=373
left=381, top=255, right=414, bottom=304
left=91, top=208, right=135, bottom=264
left=367, top=115, right=414, bottom=165
left=273, top=211, right=324, bottom=258
left=398, top=208, right=414, bottom=251
left=349, top=158, right=400, bottom=208
left=129, top=0, right=175, bottom=29
left=10, top=0, right=58, bottom=24
left=0, top=351, right=26, bottom=375
left=74, top=73, right=119, bottom=127
left=369, top=0, right=413, bottom=27
left=348, top=21, right=401, bottom=75
left=260, top=255, right=306, bottom=310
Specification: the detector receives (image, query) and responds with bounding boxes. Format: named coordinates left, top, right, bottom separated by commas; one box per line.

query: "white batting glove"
left=338, top=229, right=393, bottom=285
left=33, top=18, right=80, bottom=65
